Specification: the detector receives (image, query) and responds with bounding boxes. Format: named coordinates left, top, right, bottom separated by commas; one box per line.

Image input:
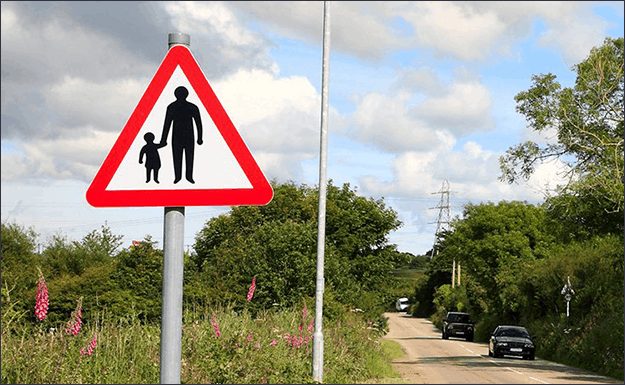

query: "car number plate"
left=456, top=331, right=464, bottom=334
left=510, top=348, right=522, bottom=352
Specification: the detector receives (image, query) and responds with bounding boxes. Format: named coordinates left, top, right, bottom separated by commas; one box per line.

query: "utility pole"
left=312, top=1, right=331, bottom=383
left=452, top=258, right=456, bottom=288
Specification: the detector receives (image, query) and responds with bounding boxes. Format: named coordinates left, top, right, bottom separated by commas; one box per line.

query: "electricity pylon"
left=429, top=179, right=450, bottom=259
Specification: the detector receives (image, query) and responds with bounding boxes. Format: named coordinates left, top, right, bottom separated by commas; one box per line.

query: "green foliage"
left=516, top=234, right=624, bottom=379
left=109, top=237, right=163, bottom=322
left=41, top=225, right=123, bottom=278
left=36, top=262, right=117, bottom=325
left=500, top=37, right=624, bottom=235
left=192, top=181, right=405, bottom=320
left=437, top=201, right=555, bottom=318
left=1, top=221, right=43, bottom=305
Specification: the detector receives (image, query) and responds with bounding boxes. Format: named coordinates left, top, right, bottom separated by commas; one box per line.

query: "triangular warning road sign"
left=86, top=45, right=273, bottom=207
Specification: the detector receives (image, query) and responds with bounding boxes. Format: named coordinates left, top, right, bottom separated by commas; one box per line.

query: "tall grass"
left=2, top=303, right=401, bottom=384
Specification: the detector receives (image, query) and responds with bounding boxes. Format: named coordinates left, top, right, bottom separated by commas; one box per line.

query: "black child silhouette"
left=139, top=132, right=166, bottom=183
left=159, top=86, right=203, bottom=184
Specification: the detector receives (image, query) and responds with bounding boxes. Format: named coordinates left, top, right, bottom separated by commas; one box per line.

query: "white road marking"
left=530, top=376, right=550, bottom=384
left=489, top=359, right=500, bottom=365
left=506, top=367, right=523, bottom=375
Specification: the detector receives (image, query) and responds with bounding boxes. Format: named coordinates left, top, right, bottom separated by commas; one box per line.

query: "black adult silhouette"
left=159, top=86, right=203, bottom=184
left=139, top=132, right=166, bottom=183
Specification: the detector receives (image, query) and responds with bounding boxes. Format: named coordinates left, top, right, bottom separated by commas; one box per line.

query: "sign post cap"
left=168, top=32, right=190, bottom=47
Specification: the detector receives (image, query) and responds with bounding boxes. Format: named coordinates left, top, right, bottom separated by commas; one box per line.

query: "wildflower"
left=246, top=276, right=256, bottom=301
left=210, top=314, right=221, bottom=338
left=247, top=330, right=253, bottom=343
left=270, top=339, right=277, bottom=347
left=302, top=304, right=307, bottom=320
left=35, top=268, right=49, bottom=321
left=298, top=322, right=303, bottom=333
left=307, top=319, right=314, bottom=332
left=65, top=297, right=83, bottom=336
left=255, top=342, right=261, bottom=349
left=81, top=333, right=97, bottom=356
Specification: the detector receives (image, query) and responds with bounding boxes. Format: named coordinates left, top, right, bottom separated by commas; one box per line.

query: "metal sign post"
left=159, top=32, right=189, bottom=385
left=312, top=1, right=331, bottom=382
left=561, top=275, right=575, bottom=318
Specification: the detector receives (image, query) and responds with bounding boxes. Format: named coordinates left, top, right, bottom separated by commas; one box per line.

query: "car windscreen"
left=497, top=328, right=530, bottom=338
left=448, top=314, right=472, bottom=323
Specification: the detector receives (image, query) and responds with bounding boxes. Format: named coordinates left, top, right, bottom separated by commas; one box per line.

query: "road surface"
left=383, top=312, right=622, bottom=384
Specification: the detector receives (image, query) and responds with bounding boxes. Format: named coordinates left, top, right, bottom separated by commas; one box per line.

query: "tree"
left=437, top=201, right=555, bottom=319
left=41, top=225, right=123, bottom=278
left=108, top=236, right=163, bottom=322
left=500, top=37, right=624, bottom=236
left=191, top=181, right=406, bottom=316
left=1, top=222, right=42, bottom=311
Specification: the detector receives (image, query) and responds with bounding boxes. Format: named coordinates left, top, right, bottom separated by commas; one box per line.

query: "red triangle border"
left=86, top=45, right=273, bottom=207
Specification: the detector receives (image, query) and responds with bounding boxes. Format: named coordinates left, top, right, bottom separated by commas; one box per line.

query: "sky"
left=2, top=1, right=624, bottom=256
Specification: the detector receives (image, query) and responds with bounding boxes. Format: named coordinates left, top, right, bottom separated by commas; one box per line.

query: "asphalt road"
left=383, top=312, right=622, bottom=384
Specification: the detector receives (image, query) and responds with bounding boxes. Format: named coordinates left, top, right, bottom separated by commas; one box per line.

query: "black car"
left=489, top=325, right=535, bottom=360
left=442, top=312, right=474, bottom=341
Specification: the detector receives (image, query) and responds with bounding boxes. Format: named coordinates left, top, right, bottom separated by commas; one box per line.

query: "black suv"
left=442, top=312, right=474, bottom=341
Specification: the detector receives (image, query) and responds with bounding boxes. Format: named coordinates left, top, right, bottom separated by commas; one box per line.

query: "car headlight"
left=497, top=342, right=508, bottom=347
left=468, top=326, right=473, bottom=331
left=524, top=343, right=534, bottom=348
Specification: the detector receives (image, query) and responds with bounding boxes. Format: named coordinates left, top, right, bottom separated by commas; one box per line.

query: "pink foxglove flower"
left=298, top=322, right=303, bottom=333
left=35, top=269, right=49, bottom=321
left=65, top=297, right=83, bottom=336
left=246, top=276, right=256, bottom=301
left=81, top=333, right=97, bottom=356
left=247, top=330, right=253, bottom=343
left=269, top=339, right=277, bottom=347
left=302, top=304, right=307, bottom=320
left=210, top=314, right=221, bottom=338
left=307, top=319, right=314, bottom=332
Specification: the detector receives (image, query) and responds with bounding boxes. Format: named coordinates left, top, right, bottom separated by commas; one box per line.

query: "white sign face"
left=107, top=67, right=252, bottom=191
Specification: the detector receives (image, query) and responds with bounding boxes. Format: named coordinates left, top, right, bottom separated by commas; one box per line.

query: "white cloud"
left=402, top=2, right=507, bottom=61
left=232, top=1, right=616, bottom=65
left=45, top=76, right=149, bottom=134
left=343, top=66, right=495, bottom=152
left=163, top=1, right=278, bottom=77
left=358, top=140, right=568, bottom=206
left=1, top=129, right=119, bottom=183
left=415, top=80, right=495, bottom=136
left=211, top=69, right=321, bottom=155
left=345, top=91, right=444, bottom=152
